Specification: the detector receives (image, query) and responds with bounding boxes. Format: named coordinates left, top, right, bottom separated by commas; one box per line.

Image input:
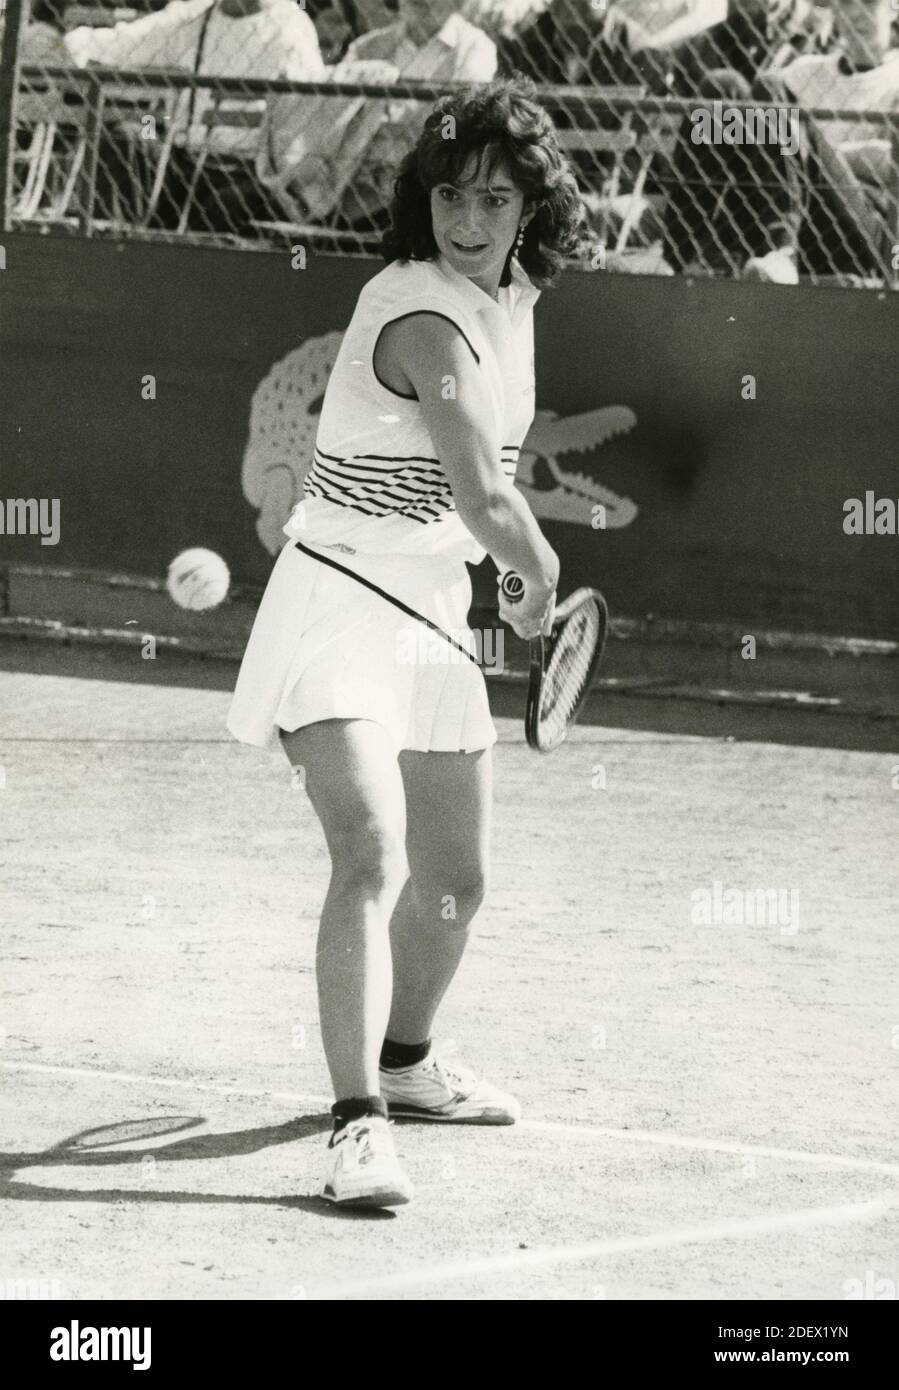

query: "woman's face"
left=429, top=153, right=531, bottom=297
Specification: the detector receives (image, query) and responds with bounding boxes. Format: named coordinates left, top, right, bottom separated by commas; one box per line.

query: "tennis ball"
left=166, top=548, right=230, bottom=611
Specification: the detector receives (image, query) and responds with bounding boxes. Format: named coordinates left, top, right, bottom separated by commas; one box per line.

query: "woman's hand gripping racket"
left=499, top=571, right=609, bottom=753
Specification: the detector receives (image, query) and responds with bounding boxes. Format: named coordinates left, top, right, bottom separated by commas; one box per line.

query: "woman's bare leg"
left=385, top=747, right=492, bottom=1044
left=280, top=719, right=407, bottom=1099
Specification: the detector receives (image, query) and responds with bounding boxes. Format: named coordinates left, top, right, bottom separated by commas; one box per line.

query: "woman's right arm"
left=391, top=313, right=559, bottom=628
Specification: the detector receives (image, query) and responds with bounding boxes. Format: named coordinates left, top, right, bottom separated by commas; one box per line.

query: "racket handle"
left=500, top=570, right=525, bottom=605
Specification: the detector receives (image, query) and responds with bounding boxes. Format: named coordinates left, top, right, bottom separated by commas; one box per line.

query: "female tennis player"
left=228, top=75, right=584, bottom=1207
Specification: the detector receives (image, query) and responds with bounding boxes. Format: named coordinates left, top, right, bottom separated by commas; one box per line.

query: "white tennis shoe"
left=380, top=1048, right=522, bottom=1124
left=320, top=1116, right=414, bottom=1208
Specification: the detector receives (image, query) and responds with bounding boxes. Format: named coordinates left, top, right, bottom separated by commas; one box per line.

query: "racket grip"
left=500, top=570, right=525, bottom=605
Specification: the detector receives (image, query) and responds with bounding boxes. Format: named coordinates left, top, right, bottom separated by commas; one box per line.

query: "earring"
left=514, top=224, right=525, bottom=253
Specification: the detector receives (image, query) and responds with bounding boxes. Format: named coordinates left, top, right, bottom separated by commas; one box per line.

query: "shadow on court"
left=0, top=1114, right=397, bottom=1219
left=1, top=635, right=895, bottom=752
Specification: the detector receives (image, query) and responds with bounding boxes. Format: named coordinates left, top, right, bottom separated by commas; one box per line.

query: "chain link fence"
left=2, top=0, right=897, bottom=285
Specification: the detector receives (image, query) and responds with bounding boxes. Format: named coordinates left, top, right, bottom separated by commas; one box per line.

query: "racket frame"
left=524, top=587, right=609, bottom=753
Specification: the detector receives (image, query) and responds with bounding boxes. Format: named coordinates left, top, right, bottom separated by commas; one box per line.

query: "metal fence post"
left=889, top=114, right=899, bottom=291
left=0, top=0, right=26, bottom=234
left=74, top=71, right=103, bottom=236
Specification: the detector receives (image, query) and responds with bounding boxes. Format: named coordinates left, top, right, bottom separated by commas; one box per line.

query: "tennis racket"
left=500, top=571, right=609, bottom=753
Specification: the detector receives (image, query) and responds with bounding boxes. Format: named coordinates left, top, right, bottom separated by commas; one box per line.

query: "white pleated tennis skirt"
left=226, top=541, right=497, bottom=754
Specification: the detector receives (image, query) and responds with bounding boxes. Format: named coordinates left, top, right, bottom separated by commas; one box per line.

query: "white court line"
left=0, top=1060, right=323, bottom=1111
left=4, top=1058, right=899, bottom=1179
left=311, top=1194, right=899, bottom=1299
left=522, top=1119, right=899, bottom=1178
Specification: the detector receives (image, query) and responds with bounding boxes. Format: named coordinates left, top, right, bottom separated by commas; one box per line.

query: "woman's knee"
left=328, top=818, right=407, bottom=896
left=418, top=869, right=489, bottom=925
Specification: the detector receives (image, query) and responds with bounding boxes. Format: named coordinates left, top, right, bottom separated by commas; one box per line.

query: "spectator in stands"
left=498, top=1, right=772, bottom=91
left=589, top=1, right=726, bottom=89
left=497, top=0, right=610, bottom=87
left=345, top=0, right=495, bottom=96
left=61, top=0, right=326, bottom=233
left=780, top=0, right=898, bottom=183
left=683, top=2, right=833, bottom=88
left=498, top=1, right=682, bottom=255
left=778, top=0, right=898, bottom=275
left=497, top=0, right=644, bottom=218
left=259, top=0, right=497, bottom=232
left=598, top=1, right=831, bottom=94
left=301, top=0, right=392, bottom=62
left=661, top=66, right=805, bottom=282
left=661, top=2, right=896, bottom=283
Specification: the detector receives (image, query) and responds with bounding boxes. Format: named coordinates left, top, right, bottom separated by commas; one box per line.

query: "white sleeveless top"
left=282, top=251, right=541, bottom=564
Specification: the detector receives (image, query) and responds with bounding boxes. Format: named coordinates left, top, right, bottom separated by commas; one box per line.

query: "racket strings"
left=539, top=602, right=601, bottom=747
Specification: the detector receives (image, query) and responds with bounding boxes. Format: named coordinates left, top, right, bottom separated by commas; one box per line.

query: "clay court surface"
left=1, top=643, right=897, bottom=1301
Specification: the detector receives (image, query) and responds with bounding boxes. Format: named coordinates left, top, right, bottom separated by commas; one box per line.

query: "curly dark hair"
left=380, top=75, right=587, bottom=290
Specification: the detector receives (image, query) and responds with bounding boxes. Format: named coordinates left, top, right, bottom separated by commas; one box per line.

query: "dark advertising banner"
left=1, top=234, right=896, bottom=639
